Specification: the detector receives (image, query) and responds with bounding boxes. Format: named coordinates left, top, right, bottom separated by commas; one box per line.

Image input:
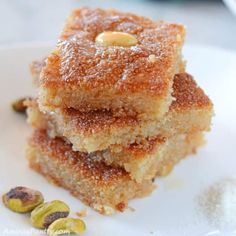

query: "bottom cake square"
left=27, top=129, right=154, bottom=215
left=27, top=129, right=204, bottom=214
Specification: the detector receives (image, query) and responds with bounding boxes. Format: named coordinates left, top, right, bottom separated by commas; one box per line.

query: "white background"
left=0, top=0, right=236, bottom=51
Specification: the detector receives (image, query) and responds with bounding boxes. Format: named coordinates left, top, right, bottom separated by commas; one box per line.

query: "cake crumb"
left=76, top=208, right=87, bottom=217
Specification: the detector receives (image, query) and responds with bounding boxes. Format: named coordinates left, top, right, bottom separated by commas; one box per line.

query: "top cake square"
left=38, top=8, right=185, bottom=120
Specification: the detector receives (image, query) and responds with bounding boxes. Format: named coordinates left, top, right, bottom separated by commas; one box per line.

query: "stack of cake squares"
left=25, top=8, right=213, bottom=215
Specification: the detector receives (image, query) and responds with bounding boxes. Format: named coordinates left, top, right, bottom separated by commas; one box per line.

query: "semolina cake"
left=27, top=129, right=154, bottom=215
left=38, top=7, right=186, bottom=120
left=24, top=7, right=214, bottom=216
left=26, top=73, right=213, bottom=152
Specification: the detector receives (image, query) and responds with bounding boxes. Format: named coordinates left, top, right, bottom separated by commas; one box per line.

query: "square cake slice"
left=38, top=7, right=185, bottom=120
left=26, top=73, right=213, bottom=152
left=27, top=129, right=154, bottom=215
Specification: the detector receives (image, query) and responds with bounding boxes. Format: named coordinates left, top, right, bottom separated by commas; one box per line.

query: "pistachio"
left=47, top=218, right=86, bottom=236
left=95, top=31, right=137, bottom=47
left=12, top=97, right=31, bottom=113
left=30, top=200, right=70, bottom=229
left=2, top=186, right=44, bottom=213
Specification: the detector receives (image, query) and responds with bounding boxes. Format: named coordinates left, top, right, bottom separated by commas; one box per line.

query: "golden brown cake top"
left=29, top=129, right=130, bottom=185
left=40, top=7, right=185, bottom=95
left=120, top=136, right=166, bottom=156
left=61, top=108, right=139, bottom=132
left=107, top=136, right=166, bottom=159
left=170, top=73, right=213, bottom=110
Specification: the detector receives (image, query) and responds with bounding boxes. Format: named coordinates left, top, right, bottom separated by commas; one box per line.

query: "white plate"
left=0, top=44, right=236, bottom=236
left=223, top=0, right=236, bottom=16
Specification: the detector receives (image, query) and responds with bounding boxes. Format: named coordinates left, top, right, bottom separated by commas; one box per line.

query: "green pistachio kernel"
left=2, top=186, right=44, bottom=213
left=47, top=218, right=86, bottom=236
left=30, top=200, right=70, bottom=229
